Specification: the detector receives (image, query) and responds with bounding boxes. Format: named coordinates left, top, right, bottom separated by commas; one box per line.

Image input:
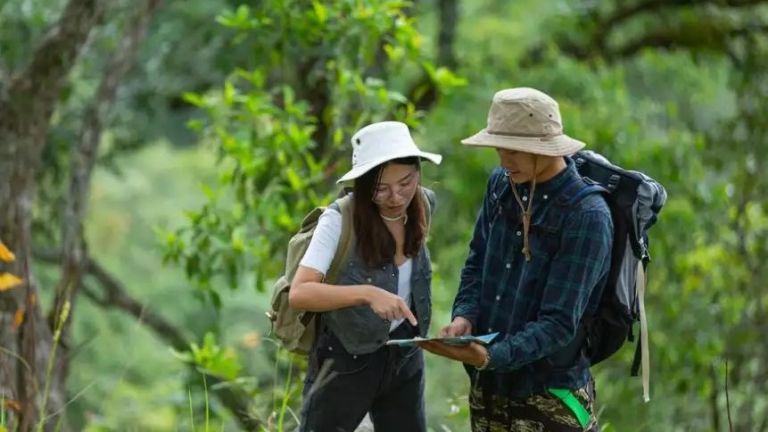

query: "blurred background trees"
left=1, top=0, right=766, bottom=430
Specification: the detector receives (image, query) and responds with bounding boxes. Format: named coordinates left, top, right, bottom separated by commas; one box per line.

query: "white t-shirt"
left=300, top=208, right=413, bottom=332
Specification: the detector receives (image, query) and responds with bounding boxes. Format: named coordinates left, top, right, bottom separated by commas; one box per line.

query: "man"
left=420, top=88, right=613, bottom=431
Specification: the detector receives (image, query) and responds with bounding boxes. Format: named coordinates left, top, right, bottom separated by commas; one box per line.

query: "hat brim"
left=337, top=151, right=442, bottom=183
left=461, top=129, right=585, bottom=157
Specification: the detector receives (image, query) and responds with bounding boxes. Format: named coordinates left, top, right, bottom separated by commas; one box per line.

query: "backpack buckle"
left=607, top=174, right=620, bottom=191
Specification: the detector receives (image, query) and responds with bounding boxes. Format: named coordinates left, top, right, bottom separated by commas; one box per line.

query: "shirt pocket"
left=519, top=224, right=559, bottom=289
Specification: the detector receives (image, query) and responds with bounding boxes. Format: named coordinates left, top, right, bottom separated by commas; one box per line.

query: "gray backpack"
left=571, top=151, right=667, bottom=402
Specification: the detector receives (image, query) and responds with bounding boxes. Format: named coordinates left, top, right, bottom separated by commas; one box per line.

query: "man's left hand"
left=418, top=341, right=488, bottom=368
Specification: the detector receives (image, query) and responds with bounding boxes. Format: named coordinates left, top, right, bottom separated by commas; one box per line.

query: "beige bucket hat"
left=337, top=121, right=442, bottom=183
left=461, top=87, right=585, bottom=156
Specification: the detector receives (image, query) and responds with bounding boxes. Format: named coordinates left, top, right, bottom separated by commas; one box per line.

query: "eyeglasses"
left=372, top=170, right=420, bottom=203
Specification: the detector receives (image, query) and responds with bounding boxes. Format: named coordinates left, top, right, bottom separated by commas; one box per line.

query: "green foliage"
left=174, top=332, right=243, bottom=380
left=162, top=0, right=460, bottom=299
left=6, top=0, right=767, bottom=430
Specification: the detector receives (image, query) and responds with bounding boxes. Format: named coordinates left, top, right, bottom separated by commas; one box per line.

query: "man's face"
left=495, top=148, right=539, bottom=183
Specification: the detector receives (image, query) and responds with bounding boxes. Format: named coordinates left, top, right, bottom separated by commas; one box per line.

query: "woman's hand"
left=364, top=285, right=417, bottom=326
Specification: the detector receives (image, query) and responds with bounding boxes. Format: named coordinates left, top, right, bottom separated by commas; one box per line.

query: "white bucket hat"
left=337, top=121, right=442, bottom=183
left=461, top=87, right=585, bottom=156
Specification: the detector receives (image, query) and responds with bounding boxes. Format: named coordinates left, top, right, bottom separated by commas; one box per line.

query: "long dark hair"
left=353, top=157, right=427, bottom=268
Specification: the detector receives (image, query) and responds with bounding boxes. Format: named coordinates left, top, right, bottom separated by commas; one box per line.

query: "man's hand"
left=438, top=316, right=473, bottom=337
left=418, top=341, right=488, bottom=368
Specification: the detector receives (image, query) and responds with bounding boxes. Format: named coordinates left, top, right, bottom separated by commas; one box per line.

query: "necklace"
left=380, top=213, right=408, bottom=225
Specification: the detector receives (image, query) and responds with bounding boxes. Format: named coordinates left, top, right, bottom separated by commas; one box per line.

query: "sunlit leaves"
left=0, top=241, right=22, bottom=292
left=423, top=64, right=467, bottom=91
left=0, top=242, right=15, bottom=262
left=173, top=332, right=243, bottom=380
left=0, top=274, right=23, bottom=292
left=163, top=0, right=449, bottom=297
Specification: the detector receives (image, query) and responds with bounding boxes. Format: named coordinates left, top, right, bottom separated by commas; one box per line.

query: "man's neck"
left=534, top=156, right=567, bottom=183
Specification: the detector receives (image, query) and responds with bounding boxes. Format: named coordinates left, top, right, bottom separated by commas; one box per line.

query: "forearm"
left=452, top=282, right=481, bottom=326
left=289, top=282, right=371, bottom=312
left=452, top=215, right=489, bottom=325
left=485, top=314, right=576, bottom=372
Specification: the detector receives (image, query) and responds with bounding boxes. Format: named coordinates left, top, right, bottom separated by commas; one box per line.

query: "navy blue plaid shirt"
left=452, top=158, right=613, bottom=398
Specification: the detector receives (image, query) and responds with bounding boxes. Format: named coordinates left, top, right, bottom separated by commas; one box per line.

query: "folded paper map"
left=385, top=332, right=499, bottom=347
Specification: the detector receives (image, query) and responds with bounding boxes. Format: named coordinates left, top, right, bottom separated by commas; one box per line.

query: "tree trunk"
left=49, top=0, right=162, bottom=417
left=0, top=0, right=102, bottom=430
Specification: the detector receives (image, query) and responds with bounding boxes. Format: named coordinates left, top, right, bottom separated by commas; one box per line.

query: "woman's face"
left=372, top=163, right=420, bottom=217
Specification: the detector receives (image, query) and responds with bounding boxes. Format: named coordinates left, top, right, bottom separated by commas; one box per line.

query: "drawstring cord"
left=508, top=160, right=538, bottom=261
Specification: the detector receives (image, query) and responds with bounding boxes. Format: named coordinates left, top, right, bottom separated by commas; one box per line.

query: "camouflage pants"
left=469, top=381, right=599, bottom=432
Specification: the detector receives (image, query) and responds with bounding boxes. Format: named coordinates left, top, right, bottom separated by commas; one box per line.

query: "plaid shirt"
left=452, top=158, right=613, bottom=398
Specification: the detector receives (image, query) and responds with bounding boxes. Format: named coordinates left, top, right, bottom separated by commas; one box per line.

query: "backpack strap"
left=565, top=183, right=608, bottom=206
left=326, top=194, right=355, bottom=283
left=421, top=186, right=434, bottom=230
left=633, top=260, right=650, bottom=402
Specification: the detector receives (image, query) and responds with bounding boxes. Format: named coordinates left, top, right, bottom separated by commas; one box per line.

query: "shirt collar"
left=511, top=157, right=579, bottom=197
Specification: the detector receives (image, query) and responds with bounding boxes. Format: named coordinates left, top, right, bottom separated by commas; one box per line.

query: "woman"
left=289, top=121, right=441, bottom=432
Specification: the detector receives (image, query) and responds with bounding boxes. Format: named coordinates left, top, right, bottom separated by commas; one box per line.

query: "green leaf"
left=182, top=92, right=205, bottom=107
left=223, top=81, right=236, bottom=105
left=312, top=0, right=327, bottom=24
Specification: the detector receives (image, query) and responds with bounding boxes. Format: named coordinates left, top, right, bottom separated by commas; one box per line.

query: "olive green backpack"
left=265, top=194, right=355, bottom=355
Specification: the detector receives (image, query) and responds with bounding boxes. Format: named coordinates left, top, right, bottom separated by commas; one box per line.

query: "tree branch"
left=608, top=24, right=768, bottom=60
left=35, top=249, right=262, bottom=430
left=88, top=260, right=190, bottom=349
left=520, top=0, right=768, bottom=65
left=406, top=0, right=459, bottom=111
left=601, top=0, right=768, bottom=32
left=437, top=0, right=459, bottom=69
left=0, top=1, right=102, bottom=429
left=52, top=0, right=163, bottom=338
left=0, top=0, right=102, bottom=238
left=38, top=2, right=164, bottom=428
left=85, top=261, right=262, bottom=430
left=4, top=0, right=102, bottom=125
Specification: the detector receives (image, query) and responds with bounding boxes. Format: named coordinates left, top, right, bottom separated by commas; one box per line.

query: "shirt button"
left=505, top=263, right=511, bottom=269
left=495, top=295, right=501, bottom=301
left=366, top=277, right=372, bottom=283
left=353, top=355, right=358, bottom=359
left=488, top=328, right=493, bottom=332
left=522, top=196, right=528, bottom=202
left=328, top=346, right=334, bottom=351
left=516, top=231, right=521, bottom=236
left=543, top=194, right=549, bottom=200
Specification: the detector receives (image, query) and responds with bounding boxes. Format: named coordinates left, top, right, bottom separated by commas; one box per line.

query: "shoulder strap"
left=421, top=187, right=433, bottom=230
left=567, top=183, right=608, bottom=206
left=325, top=194, right=354, bottom=283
